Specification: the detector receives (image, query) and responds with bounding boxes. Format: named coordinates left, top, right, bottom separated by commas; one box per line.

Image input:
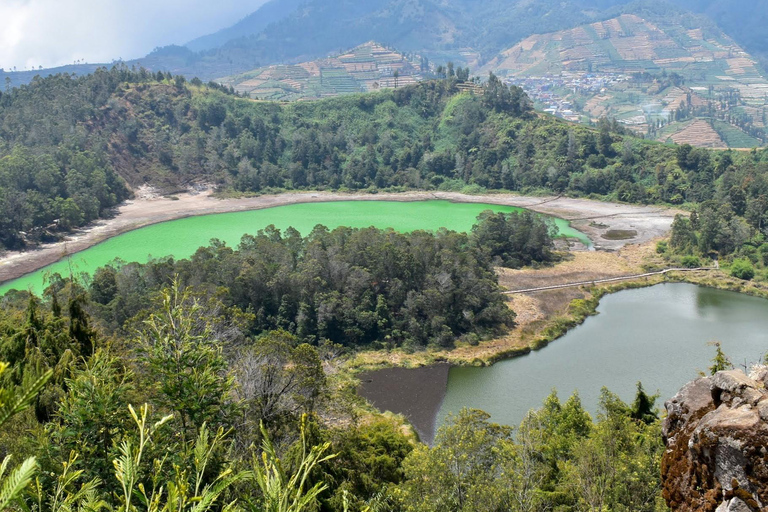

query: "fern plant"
left=0, top=362, right=52, bottom=511
left=27, top=452, right=107, bottom=512
left=111, top=404, right=248, bottom=512
left=252, top=414, right=336, bottom=512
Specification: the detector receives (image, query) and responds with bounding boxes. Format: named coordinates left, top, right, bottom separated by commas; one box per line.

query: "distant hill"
left=5, top=0, right=768, bottom=96
left=219, top=42, right=430, bottom=101
left=670, top=0, right=768, bottom=67
left=174, top=0, right=768, bottom=80
left=131, top=0, right=633, bottom=81
left=484, top=13, right=768, bottom=148
left=0, top=63, right=105, bottom=89
left=484, top=13, right=749, bottom=78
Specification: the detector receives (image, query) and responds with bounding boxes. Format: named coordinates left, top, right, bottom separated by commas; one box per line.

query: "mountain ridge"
left=3, top=0, right=768, bottom=91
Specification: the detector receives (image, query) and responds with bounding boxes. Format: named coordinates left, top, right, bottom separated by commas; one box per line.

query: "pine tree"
left=630, top=382, right=659, bottom=424
left=709, top=342, right=733, bottom=374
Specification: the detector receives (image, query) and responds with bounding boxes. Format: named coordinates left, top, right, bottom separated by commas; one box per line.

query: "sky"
left=0, top=0, right=268, bottom=71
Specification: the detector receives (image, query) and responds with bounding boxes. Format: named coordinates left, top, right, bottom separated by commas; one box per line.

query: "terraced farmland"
left=486, top=14, right=768, bottom=149
left=218, top=42, right=426, bottom=101
left=668, top=119, right=725, bottom=148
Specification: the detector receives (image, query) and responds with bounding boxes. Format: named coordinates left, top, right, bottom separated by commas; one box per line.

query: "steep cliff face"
left=662, top=369, right=768, bottom=512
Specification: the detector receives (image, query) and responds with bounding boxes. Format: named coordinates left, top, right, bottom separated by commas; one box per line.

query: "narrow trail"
left=567, top=207, right=669, bottom=222
left=503, top=267, right=716, bottom=295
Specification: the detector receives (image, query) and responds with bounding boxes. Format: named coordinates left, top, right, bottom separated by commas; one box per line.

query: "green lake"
left=0, top=200, right=589, bottom=295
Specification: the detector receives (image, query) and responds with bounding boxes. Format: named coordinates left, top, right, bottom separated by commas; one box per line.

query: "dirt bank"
left=0, top=190, right=679, bottom=284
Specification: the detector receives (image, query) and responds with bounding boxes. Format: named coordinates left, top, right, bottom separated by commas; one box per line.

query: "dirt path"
left=503, top=267, right=715, bottom=294
left=0, top=190, right=680, bottom=284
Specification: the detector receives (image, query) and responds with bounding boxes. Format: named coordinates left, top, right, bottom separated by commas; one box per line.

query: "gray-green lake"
left=361, top=283, right=768, bottom=443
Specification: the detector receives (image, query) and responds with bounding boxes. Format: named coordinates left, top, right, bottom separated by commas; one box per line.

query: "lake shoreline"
left=354, top=275, right=768, bottom=441
left=349, top=266, right=764, bottom=372
left=350, top=266, right=768, bottom=389
left=0, top=189, right=677, bottom=286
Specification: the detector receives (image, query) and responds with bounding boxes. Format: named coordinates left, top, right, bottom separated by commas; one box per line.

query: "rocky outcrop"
left=662, top=368, right=768, bottom=511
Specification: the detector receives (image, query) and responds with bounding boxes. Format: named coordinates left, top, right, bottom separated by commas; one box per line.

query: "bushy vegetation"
left=0, top=145, right=128, bottom=249
left=663, top=150, right=768, bottom=279
left=471, top=209, right=557, bottom=268
left=397, top=388, right=665, bottom=512
left=730, top=258, right=755, bottom=281
left=0, top=199, right=671, bottom=509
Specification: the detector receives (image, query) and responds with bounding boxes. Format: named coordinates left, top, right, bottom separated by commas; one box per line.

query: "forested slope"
left=1, top=65, right=740, bottom=251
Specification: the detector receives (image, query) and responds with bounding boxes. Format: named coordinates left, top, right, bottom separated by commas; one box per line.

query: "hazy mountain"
left=4, top=0, right=767, bottom=87
left=171, top=0, right=768, bottom=81
left=185, top=0, right=306, bottom=52
left=129, top=0, right=633, bottom=81
left=669, top=0, right=768, bottom=64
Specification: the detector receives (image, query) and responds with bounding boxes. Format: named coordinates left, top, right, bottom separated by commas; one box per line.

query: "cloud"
left=0, top=0, right=267, bottom=70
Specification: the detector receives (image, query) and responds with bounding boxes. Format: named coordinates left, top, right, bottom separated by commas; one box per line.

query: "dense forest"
left=2, top=65, right=760, bottom=252
left=0, top=271, right=668, bottom=512
left=35, top=211, right=549, bottom=348
left=657, top=145, right=768, bottom=279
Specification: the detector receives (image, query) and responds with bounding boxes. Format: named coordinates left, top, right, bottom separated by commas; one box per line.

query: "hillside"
left=163, top=0, right=768, bottom=83
left=3, top=0, right=768, bottom=95
left=5, top=1, right=768, bottom=93
left=671, top=0, right=768, bottom=67
left=218, top=42, right=429, bottom=101
left=5, top=67, right=768, bottom=258
left=484, top=13, right=768, bottom=148
left=0, top=67, right=717, bottom=250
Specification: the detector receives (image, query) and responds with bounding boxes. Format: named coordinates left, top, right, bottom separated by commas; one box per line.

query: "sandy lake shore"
left=0, top=190, right=680, bottom=284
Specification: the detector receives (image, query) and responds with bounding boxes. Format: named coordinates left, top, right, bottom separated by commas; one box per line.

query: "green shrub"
left=656, top=241, right=668, bottom=254
left=739, top=245, right=758, bottom=264
left=437, top=179, right=466, bottom=192
left=461, top=183, right=487, bottom=195
left=680, top=255, right=700, bottom=268
left=730, top=258, right=755, bottom=280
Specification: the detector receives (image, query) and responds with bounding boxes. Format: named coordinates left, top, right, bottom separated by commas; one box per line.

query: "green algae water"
left=1, top=200, right=589, bottom=295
